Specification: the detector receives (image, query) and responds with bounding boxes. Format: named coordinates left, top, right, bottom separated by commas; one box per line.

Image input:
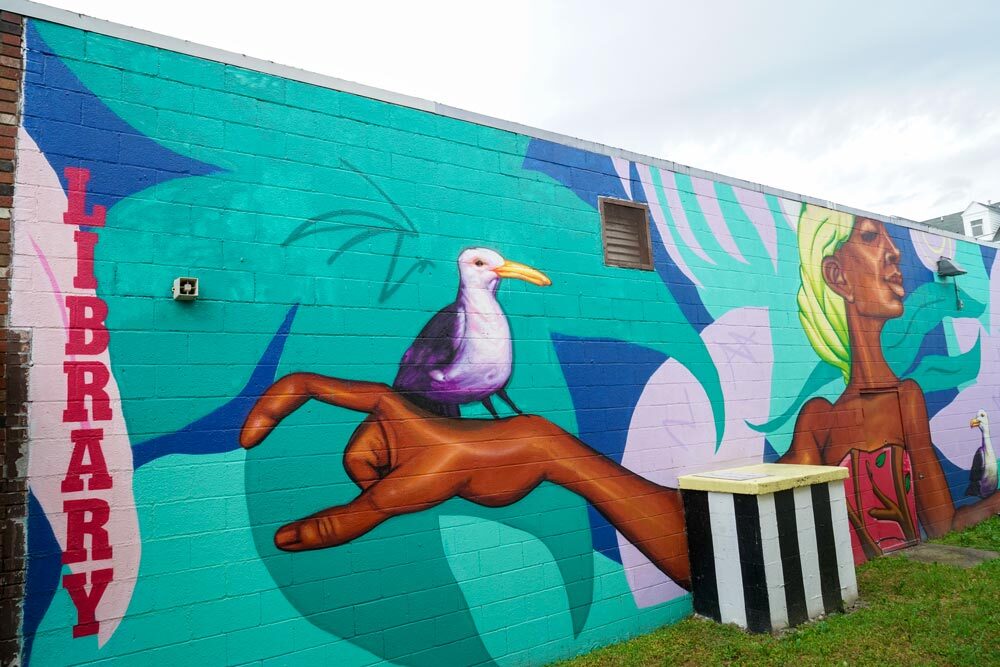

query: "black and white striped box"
left=679, top=465, right=857, bottom=633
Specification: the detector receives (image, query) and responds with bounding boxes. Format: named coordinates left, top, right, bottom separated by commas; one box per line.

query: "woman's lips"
left=885, top=272, right=905, bottom=298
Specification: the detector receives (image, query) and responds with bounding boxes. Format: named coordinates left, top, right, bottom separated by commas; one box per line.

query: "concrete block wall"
left=7, top=6, right=1000, bottom=666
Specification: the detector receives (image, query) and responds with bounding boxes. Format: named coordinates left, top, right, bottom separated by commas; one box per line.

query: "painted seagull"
left=393, top=247, right=551, bottom=418
left=966, top=409, right=998, bottom=498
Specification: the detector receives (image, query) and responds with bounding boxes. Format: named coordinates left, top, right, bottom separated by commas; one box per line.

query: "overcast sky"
left=36, top=0, right=1000, bottom=222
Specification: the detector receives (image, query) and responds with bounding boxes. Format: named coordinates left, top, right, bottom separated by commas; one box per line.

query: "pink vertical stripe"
left=611, top=156, right=632, bottom=200
left=692, top=176, right=748, bottom=264
left=27, top=233, right=93, bottom=432
left=635, top=163, right=701, bottom=287
left=658, top=170, right=714, bottom=265
left=733, top=188, right=778, bottom=271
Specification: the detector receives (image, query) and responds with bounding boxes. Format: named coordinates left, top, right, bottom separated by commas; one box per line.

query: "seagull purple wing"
left=393, top=303, right=464, bottom=417
left=391, top=247, right=549, bottom=418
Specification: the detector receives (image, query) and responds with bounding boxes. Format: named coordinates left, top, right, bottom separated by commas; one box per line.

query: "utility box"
left=678, top=463, right=856, bottom=633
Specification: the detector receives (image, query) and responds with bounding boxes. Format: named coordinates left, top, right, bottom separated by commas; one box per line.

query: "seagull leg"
left=496, top=388, right=523, bottom=415
left=481, top=396, right=500, bottom=419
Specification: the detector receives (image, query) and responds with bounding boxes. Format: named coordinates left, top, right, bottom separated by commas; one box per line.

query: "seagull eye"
left=474, top=259, right=485, bottom=267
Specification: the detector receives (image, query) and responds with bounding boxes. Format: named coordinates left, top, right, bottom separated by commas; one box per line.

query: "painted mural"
left=11, top=17, right=1000, bottom=667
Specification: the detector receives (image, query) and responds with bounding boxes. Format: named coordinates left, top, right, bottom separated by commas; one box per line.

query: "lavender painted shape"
left=611, top=156, right=633, bottom=200
left=910, top=227, right=957, bottom=275
left=634, top=164, right=703, bottom=287
left=617, top=307, right=774, bottom=607
left=734, top=188, right=779, bottom=271
left=692, top=176, right=749, bottom=265
left=778, top=197, right=801, bottom=232
left=643, top=165, right=715, bottom=266
left=931, top=251, right=1000, bottom=470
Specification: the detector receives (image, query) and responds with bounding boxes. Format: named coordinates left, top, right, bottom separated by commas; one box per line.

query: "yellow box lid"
left=677, top=463, right=848, bottom=495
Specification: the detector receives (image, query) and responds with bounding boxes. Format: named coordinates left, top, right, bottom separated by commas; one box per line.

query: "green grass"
left=554, top=517, right=1000, bottom=666
left=933, top=515, right=1000, bottom=551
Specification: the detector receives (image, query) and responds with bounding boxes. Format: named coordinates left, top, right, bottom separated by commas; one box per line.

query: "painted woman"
left=781, top=205, right=1000, bottom=562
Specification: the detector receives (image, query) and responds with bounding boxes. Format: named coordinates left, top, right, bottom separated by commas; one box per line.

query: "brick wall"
left=7, top=10, right=1000, bottom=667
left=0, top=10, right=25, bottom=667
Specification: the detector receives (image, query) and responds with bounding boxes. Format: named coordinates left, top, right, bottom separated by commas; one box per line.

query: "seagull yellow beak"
left=494, top=260, right=552, bottom=286
left=971, top=418, right=981, bottom=428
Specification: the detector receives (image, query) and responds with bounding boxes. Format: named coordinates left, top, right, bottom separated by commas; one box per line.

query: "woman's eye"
left=474, top=259, right=484, bottom=267
left=861, top=231, right=878, bottom=243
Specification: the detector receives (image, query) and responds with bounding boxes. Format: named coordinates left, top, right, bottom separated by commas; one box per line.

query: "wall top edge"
left=7, top=0, right=993, bottom=250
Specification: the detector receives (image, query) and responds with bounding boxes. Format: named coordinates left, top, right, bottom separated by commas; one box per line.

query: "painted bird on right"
left=966, top=409, right=998, bottom=498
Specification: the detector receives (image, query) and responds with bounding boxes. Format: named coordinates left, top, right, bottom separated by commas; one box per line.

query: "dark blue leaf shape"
left=131, top=305, right=298, bottom=467
left=23, top=24, right=219, bottom=211
left=22, top=491, right=62, bottom=667
left=551, top=333, right=667, bottom=564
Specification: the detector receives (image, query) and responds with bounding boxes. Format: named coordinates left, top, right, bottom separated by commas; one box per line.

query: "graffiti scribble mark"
left=659, top=391, right=698, bottom=449
left=378, top=235, right=435, bottom=302
left=326, top=228, right=393, bottom=264
left=282, top=158, right=435, bottom=303
left=723, top=330, right=758, bottom=364
left=285, top=209, right=398, bottom=244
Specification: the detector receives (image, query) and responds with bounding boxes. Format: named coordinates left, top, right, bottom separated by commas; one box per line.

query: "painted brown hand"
left=241, top=372, right=692, bottom=588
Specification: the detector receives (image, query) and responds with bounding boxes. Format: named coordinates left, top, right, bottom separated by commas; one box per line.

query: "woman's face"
left=824, top=217, right=904, bottom=319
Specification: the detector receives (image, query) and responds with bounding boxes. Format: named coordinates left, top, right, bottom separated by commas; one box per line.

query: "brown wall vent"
left=598, top=197, right=654, bottom=270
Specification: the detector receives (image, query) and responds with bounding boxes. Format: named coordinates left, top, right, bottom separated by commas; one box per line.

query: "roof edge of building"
left=8, top=0, right=996, bottom=249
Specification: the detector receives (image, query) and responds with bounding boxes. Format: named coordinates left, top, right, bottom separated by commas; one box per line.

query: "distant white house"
left=960, top=201, right=1000, bottom=240
left=920, top=200, right=1000, bottom=241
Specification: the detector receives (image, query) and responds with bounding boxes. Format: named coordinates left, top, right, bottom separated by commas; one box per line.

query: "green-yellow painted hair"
left=796, top=203, right=854, bottom=383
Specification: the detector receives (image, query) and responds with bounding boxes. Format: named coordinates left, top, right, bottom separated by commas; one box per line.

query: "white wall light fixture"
left=172, top=277, right=199, bottom=301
